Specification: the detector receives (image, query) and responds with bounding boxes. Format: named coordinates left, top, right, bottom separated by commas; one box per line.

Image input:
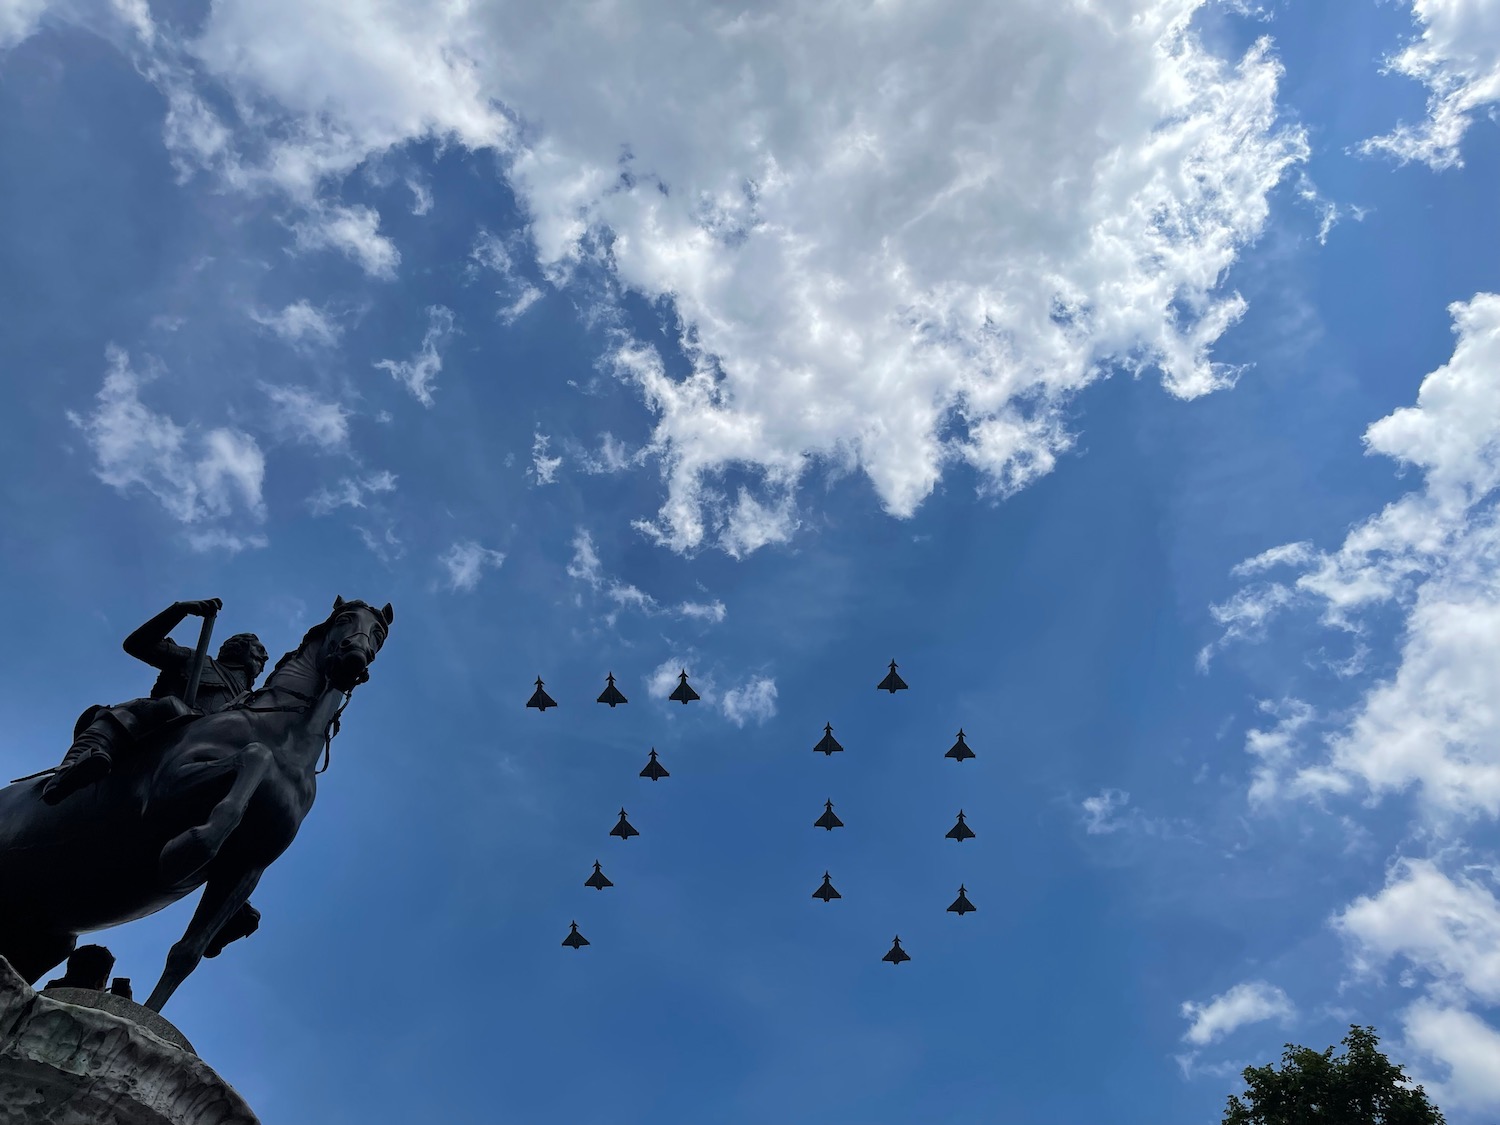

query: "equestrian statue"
left=0, top=594, right=392, bottom=1012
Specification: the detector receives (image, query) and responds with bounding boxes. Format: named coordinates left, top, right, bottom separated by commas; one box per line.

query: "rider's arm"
left=122, top=602, right=198, bottom=671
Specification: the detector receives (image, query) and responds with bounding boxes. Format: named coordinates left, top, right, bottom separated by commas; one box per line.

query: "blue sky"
left=2, top=0, right=1499, bottom=1121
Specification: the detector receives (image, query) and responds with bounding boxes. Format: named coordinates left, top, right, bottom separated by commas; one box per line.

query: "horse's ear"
left=381, top=603, right=394, bottom=624
left=333, top=595, right=345, bottom=611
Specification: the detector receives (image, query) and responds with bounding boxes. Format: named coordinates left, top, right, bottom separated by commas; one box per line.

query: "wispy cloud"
left=374, top=305, right=456, bottom=406
left=1359, top=0, right=1500, bottom=170
left=307, top=471, right=397, bottom=515
left=250, top=299, right=343, bottom=349
left=1180, top=981, right=1294, bottom=1047
left=67, top=345, right=266, bottom=528
left=438, top=540, right=506, bottom=592
left=530, top=432, right=561, bottom=485
left=262, top=383, right=350, bottom=450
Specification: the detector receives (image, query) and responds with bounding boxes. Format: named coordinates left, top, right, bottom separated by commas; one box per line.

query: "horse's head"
left=318, top=596, right=393, bottom=693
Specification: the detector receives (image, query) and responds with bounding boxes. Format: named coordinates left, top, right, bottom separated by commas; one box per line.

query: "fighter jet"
left=882, top=936, right=911, bottom=964
left=597, top=672, right=628, bottom=707
left=814, top=799, right=844, bottom=831
left=945, top=729, right=976, bottom=761
left=812, top=723, right=844, bottom=756
left=526, top=677, right=557, bottom=711
left=610, top=808, right=639, bottom=839
left=562, top=921, right=589, bottom=949
left=946, top=809, right=975, bottom=841
left=812, top=872, right=841, bottom=902
left=639, top=748, right=669, bottom=781
left=877, top=660, right=908, bottom=693
left=947, top=884, right=976, bottom=915
left=585, top=861, right=613, bottom=890
left=668, top=669, right=700, bottom=704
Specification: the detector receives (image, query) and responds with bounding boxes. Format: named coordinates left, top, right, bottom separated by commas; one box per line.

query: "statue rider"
left=42, top=598, right=269, bottom=806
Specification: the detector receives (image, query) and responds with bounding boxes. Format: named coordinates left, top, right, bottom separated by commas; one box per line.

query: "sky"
left=0, top=0, right=1498, bottom=1122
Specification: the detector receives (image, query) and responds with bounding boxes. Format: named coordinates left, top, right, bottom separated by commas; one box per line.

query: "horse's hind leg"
left=145, top=866, right=262, bottom=1013
left=157, top=741, right=273, bottom=892
left=0, top=927, right=75, bottom=987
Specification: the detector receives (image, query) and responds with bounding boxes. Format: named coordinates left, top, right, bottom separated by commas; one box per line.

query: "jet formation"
left=550, top=656, right=983, bottom=963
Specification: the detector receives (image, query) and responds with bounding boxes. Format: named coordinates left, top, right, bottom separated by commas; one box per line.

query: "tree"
left=1223, top=1025, right=1446, bottom=1125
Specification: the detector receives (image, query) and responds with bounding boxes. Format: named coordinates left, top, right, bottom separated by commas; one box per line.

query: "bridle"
left=225, top=621, right=379, bottom=774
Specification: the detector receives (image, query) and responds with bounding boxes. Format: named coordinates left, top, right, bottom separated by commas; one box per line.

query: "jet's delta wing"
left=814, top=800, right=844, bottom=831
left=882, top=936, right=911, bottom=964
left=813, top=872, right=841, bottom=902
left=947, top=885, right=976, bottom=914
left=946, top=810, right=975, bottom=841
left=668, top=670, right=700, bottom=704
left=562, top=921, right=589, bottom=949
left=945, top=729, right=976, bottom=761
left=526, top=676, right=557, bottom=711
left=813, top=723, right=844, bottom=756
left=877, top=660, right=908, bottom=693
left=597, top=672, right=628, bottom=707
left=610, top=808, right=639, bottom=839
left=585, top=861, right=613, bottom=890
left=639, top=748, right=669, bottom=781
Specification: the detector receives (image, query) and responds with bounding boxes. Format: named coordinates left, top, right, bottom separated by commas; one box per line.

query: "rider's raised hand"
left=179, top=598, right=223, bottom=617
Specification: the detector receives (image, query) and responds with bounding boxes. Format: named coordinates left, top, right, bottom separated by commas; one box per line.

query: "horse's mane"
left=269, top=600, right=380, bottom=678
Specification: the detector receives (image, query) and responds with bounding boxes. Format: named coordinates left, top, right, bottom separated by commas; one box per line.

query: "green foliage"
left=1222, top=1025, right=1445, bottom=1125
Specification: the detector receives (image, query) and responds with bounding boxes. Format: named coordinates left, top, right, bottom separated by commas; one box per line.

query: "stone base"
left=0, top=957, right=258, bottom=1125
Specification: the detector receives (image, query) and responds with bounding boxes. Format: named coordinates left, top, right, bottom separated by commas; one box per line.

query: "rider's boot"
left=41, top=716, right=120, bottom=804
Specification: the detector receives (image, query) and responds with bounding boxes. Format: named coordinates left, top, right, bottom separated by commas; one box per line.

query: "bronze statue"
left=0, top=596, right=391, bottom=1013
left=42, top=598, right=269, bottom=805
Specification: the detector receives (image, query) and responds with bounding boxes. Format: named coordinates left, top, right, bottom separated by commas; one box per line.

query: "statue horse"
left=0, top=596, right=391, bottom=1012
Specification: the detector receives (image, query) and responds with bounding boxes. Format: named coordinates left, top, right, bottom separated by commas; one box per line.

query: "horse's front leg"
left=145, top=866, right=263, bottom=1013
left=157, top=741, right=273, bottom=892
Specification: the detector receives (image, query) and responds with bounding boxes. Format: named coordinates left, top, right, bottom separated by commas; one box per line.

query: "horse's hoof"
left=158, top=828, right=215, bottom=889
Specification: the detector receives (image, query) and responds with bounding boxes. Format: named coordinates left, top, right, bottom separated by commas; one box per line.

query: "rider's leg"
left=40, top=712, right=126, bottom=805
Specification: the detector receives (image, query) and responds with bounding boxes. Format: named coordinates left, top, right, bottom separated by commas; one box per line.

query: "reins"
left=226, top=683, right=356, bottom=775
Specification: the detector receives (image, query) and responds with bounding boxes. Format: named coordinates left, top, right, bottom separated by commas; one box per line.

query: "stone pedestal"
left=0, top=957, right=258, bottom=1125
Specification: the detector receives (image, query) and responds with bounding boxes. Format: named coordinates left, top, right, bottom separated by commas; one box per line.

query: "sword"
left=181, top=605, right=217, bottom=711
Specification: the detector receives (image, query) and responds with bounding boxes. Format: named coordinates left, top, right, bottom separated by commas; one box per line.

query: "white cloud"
left=185, top=527, right=268, bottom=554
left=439, top=540, right=506, bottom=592
left=0, top=0, right=50, bottom=51
left=1402, top=1000, right=1500, bottom=1113
left=1334, top=859, right=1500, bottom=1113
left=566, top=528, right=726, bottom=626
left=1360, top=0, right=1500, bottom=170
left=374, top=305, right=456, bottom=406
left=250, top=300, right=343, bottom=349
left=578, top=432, right=633, bottom=474
left=469, top=229, right=544, bottom=323
left=1081, top=789, right=1133, bottom=834
left=307, top=470, right=397, bottom=515
left=677, top=599, right=726, bottom=624
left=1209, top=295, right=1500, bottom=827
left=530, top=431, right=561, bottom=485
left=1336, top=858, right=1500, bottom=1006
left=84, top=0, right=1304, bottom=557
left=407, top=175, right=433, bottom=215
left=289, top=203, right=400, bottom=279
left=1242, top=698, right=1316, bottom=807
left=1180, top=980, right=1294, bottom=1046
left=1230, top=541, right=1315, bottom=577
left=262, top=383, right=349, bottom=449
left=67, top=345, right=266, bottom=526
left=721, top=676, right=777, bottom=727
left=356, top=524, right=404, bottom=562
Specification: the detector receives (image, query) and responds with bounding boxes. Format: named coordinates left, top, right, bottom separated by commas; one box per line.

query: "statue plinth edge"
left=0, top=955, right=259, bottom=1125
